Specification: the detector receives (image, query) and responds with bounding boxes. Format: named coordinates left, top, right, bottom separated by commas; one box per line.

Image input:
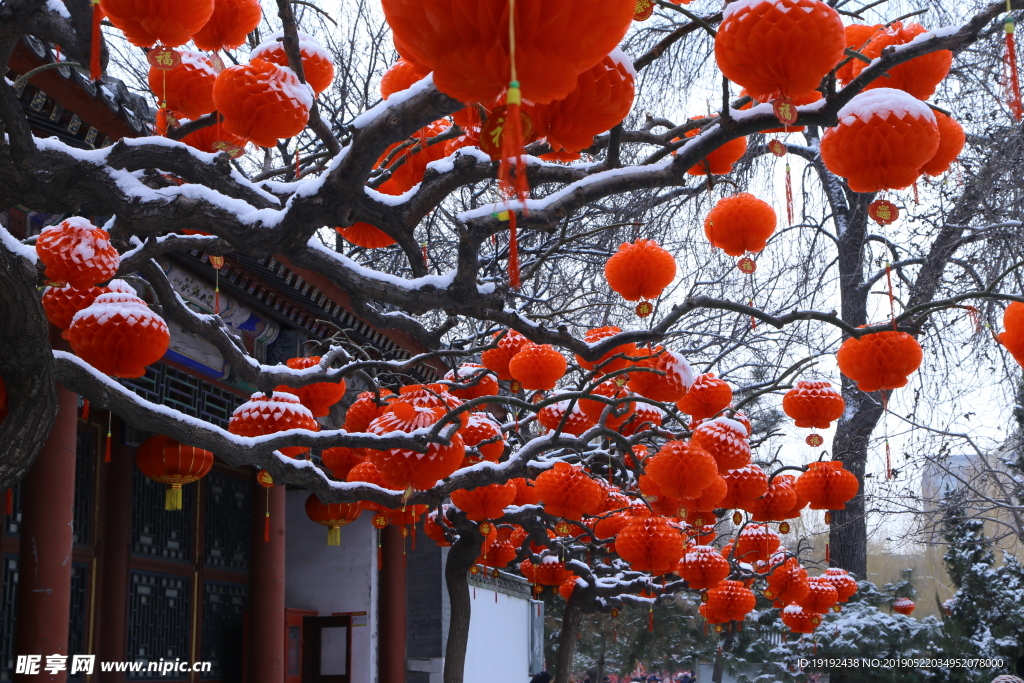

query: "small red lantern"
left=644, top=440, right=719, bottom=500
left=305, top=493, right=361, bottom=545
left=745, top=475, right=798, bottom=522
left=765, top=557, right=810, bottom=607
left=533, top=462, right=605, bottom=520
left=148, top=51, right=217, bottom=121
left=460, top=412, right=506, bottom=464
left=703, top=580, right=757, bottom=624
left=920, top=110, right=965, bottom=177
left=481, top=330, right=533, bottom=381
left=781, top=604, right=822, bottom=634
left=626, top=347, right=695, bottom=403
left=537, top=397, right=597, bottom=437
left=614, top=516, right=686, bottom=576
left=136, top=434, right=213, bottom=510
left=180, top=119, right=247, bottom=156
left=604, top=240, right=677, bottom=303
left=42, top=280, right=134, bottom=335
left=343, top=390, right=393, bottom=432
left=36, top=218, right=120, bottom=289
left=678, top=545, right=730, bottom=590
left=444, top=364, right=499, bottom=400
left=823, top=568, right=858, bottom=603
left=797, top=576, right=839, bottom=614
left=381, top=59, right=431, bottom=99
left=450, top=482, right=518, bottom=521
left=424, top=509, right=452, bottom=547
left=892, top=597, right=915, bottom=615
left=735, top=524, right=781, bottom=563
left=508, top=344, right=567, bottom=391
left=692, top=417, right=751, bottom=471
left=67, top=292, right=170, bottom=379
left=796, top=461, right=859, bottom=512
left=579, top=379, right=636, bottom=430
left=99, top=0, right=215, bottom=48
left=782, top=380, right=845, bottom=445
left=675, top=373, right=733, bottom=421
left=275, top=356, right=347, bottom=418
left=320, top=447, right=365, bottom=481
left=575, top=326, right=639, bottom=376
left=703, top=193, right=777, bottom=258
left=719, top=464, right=769, bottom=510
left=856, top=23, right=952, bottom=101
left=681, top=122, right=748, bottom=176
left=837, top=329, right=923, bottom=392
left=367, top=402, right=465, bottom=491
left=228, top=391, right=320, bottom=457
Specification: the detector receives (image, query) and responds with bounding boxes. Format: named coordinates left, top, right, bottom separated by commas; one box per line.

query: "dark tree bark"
left=553, top=587, right=588, bottom=683
left=443, top=529, right=483, bottom=683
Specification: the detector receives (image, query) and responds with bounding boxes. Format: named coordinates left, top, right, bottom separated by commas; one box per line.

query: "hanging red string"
left=648, top=607, right=654, bottom=632
left=507, top=213, right=521, bottom=289
left=4, top=489, right=12, bottom=516
left=155, top=107, right=168, bottom=136
left=104, top=412, right=112, bottom=463
left=885, top=262, right=898, bottom=331
left=264, top=488, right=271, bottom=542
left=89, top=0, right=103, bottom=81
left=81, top=399, right=89, bottom=421
left=825, top=542, right=830, bottom=564
left=1005, top=5, right=1023, bottom=121
left=498, top=0, right=529, bottom=290
left=885, top=439, right=893, bottom=480
left=785, top=161, right=794, bottom=225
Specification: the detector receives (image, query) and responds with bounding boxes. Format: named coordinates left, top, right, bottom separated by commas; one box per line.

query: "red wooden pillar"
left=14, top=384, right=78, bottom=683
left=377, top=525, right=407, bottom=683
left=248, top=478, right=286, bottom=683
left=96, top=416, right=134, bottom=683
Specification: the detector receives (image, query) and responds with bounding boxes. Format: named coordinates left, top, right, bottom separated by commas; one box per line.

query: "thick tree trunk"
left=553, top=589, right=587, bottom=683
left=711, top=626, right=735, bottom=683
left=443, top=531, right=483, bottom=683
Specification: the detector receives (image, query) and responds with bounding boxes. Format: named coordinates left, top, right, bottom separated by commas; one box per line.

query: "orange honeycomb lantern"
left=444, top=364, right=499, bottom=400
left=678, top=545, right=730, bottom=590
left=781, top=604, right=822, bottom=634
left=390, top=384, right=467, bottom=427
left=719, top=464, right=769, bottom=510
left=795, top=461, right=859, bottom=511
left=382, top=0, right=634, bottom=105
left=619, top=403, right=663, bottom=436
left=703, top=193, right=777, bottom=258
left=381, top=59, right=431, bottom=99
left=714, top=0, right=845, bottom=101
left=450, top=482, right=518, bottom=521
left=604, top=239, right=677, bottom=304
left=765, top=557, right=810, bottom=607
left=304, top=494, right=361, bottom=545
left=148, top=50, right=217, bottom=121
left=703, top=580, right=756, bottom=624
left=745, top=475, right=799, bottom=522
left=920, top=110, right=965, bottom=177
left=481, top=330, right=533, bottom=381
left=735, top=524, right=781, bottom=562
left=192, top=0, right=262, bottom=51
left=343, top=390, right=393, bottom=432
left=836, top=24, right=884, bottom=83
left=538, top=397, right=595, bottom=436
left=36, top=218, right=120, bottom=289
left=228, top=391, right=320, bottom=457
left=614, top=516, right=686, bottom=575
left=274, top=357, right=347, bottom=418
left=692, top=417, right=751, bottom=471
left=820, top=89, right=939, bottom=193
left=136, top=434, right=213, bottom=510
left=424, top=509, right=452, bottom=547
left=511, top=479, right=541, bottom=506
left=558, top=576, right=579, bottom=600
left=999, top=302, right=1024, bottom=367
left=575, top=326, right=639, bottom=376
left=783, top=380, right=845, bottom=429
left=626, top=347, right=695, bottom=403
left=680, top=475, right=727, bottom=526
left=212, top=58, right=312, bottom=149
left=67, top=292, right=170, bottom=379
left=579, top=379, right=636, bottom=430
left=797, top=576, right=839, bottom=614
left=855, top=23, right=952, bottom=100
left=320, top=447, right=365, bottom=481
left=531, top=557, right=575, bottom=586
left=675, top=373, right=732, bottom=421
left=366, top=402, right=465, bottom=491
left=42, top=279, right=135, bottom=335
left=250, top=32, right=336, bottom=95
left=780, top=474, right=809, bottom=520
left=836, top=329, right=923, bottom=392
left=645, top=440, right=719, bottom=500
left=508, top=344, right=567, bottom=391
left=682, top=122, right=748, bottom=176
left=533, top=462, right=605, bottom=520
left=478, top=528, right=519, bottom=569
left=460, top=412, right=505, bottom=464
left=823, top=568, right=858, bottom=602
left=99, top=0, right=215, bottom=47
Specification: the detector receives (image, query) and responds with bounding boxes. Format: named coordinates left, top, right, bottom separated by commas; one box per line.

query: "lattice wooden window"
left=131, top=469, right=195, bottom=563
left=203, top=471, right=250, bottom=573
left=126, top=571, right=192, bottom=675
left=200, top=581, right=247, bottom=679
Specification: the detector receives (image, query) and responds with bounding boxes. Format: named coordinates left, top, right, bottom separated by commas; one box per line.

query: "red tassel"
left=264, top=512, right=271, bottom=543
left=156, top=107, right=169, bottom=136
left=648, top=608, right=654, bottom=632
left=1006, top=15, right=1023, bottom=121
left=785, top=161, right=793, bottom=225
left=825, top=542, right=830, bottom=564
left=5, top=489, right=12, bottom=516
left=104, top=429, right=112, bottom=463
left=508, top=210, right=521, bottom=290
left=377, top=531, right=383, bottom=571
left=81, top=399, right=89, bottom=421
left=89, top=0, right=103, bottom=82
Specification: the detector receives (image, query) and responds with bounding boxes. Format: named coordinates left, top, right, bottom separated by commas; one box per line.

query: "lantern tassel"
left=104, top=428, right=112, bottom=463
left=498, top=0, right=528, bottom=290
left=81, top=399, right=89, bottom=421
left=214, top=269, right=220, bottom=315
left=508, top=210, right=521, bottom=290
left=264, top=511, right=271, bottom=543
left=1005, top=11, right=1023, bottom=121
left=377, top=530, right=383, bottom=570
left=5, top=489, right=12, bottom=516
left=648, top=608, right=654, bottom=632
left=785, top=161, right=793, bottom=225
left=327, top=526, right=341, bottom=546
left=165, top=484, right=183, bottom=511
left=825, top=542, right=830, bottom=564
left=89, top=0, right=102, bottom=82
left=156, top=107, right=168, bottom=136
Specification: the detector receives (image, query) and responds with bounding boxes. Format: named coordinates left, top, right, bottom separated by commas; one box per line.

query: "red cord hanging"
left=90, top=0, right=103, bottom=81
left=1006, top=7, right=1023, bottom=121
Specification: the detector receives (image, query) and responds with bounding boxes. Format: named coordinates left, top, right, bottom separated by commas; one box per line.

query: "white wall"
left=463, top=586, right=533, bottom=683
left=285, top=490, right=378, bottom=683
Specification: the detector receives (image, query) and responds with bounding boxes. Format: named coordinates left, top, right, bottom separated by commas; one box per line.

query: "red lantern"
left=675, top=373, right=733, bottom=421
left=99, top=0, right=215, bottom=47
left=920, top=111, right=965, bottom=177
left=533, top=462, right=605, bottom=520
left=892, top=597, right=915, bottom=615
left=742, top=89, right=822, bottom=133
left=511, top=478, right=541, bottom=506
left=508, top=344, right=567, bottom=390
left=780, top=475, right=808, bottom=520
left=580, top=380, right=636, bottom=430
left=461, top=412, right=505, bottom=464
left=528, top=50, right=635, bottom=153
left=181, top=119, right=248, bottom=156
left=820, top=89, right=939, bottom=193
left=765, top=557, right=810, bottom=607
left=382, top=0, right=635, bottom=105
left=424, top=509, right=452, bottom=546
left=274, top=356, right=346, bottom=418
left=478, top=527, right=519, bottom=568
left=999, top=302, right=1024, bottom=366
left=719, top=464, right=769, bottom=510
left=703, top=580, right=757, bottom=624
left=745, top=475, right=798, bottom=522
left=682, top=123, right=747, bottom=176
left=823, top=568, right=858, bottom=602
left=228, top=391, right=320, bottom=457
left=148, top=50, right=217, bottom=121
left=645, top=440, right=719, bottom=500
left=381, top=59, right=431, bottom=99
left=781, top=604, right=822, bottom=634
left=680, top=476, right=727, bottom=527
left=703, top=193, right=777, bottom=258
left=451, top=482, right=518, bottom=521
left=626, top=347, right=695, bottom=403
left=678, top=545, right=730, bottom=590
left=192, top=0, right=262, bottom=51
left=604, top=239, right=677, bottom=303
left=481, top=330, right=533, bottom=381
left=558, top=576, right=579, bottom=600
left=856, top=23, right=952, bottom=100
left=343, top=390, right=392, bottom=432
left=619, top=403, right=663, bottom=436
left=837, top=24, right=884, bottom=83
left=714, top=0, right=845, bottom=101
left=531, top=557, right=575, bottom=586
left=320, top=447, right=365, bottom=481
left=212, top=59, right=312, bottom=149
left=366, top=402, right=465, bottom=491
left=346, top=460, right=393, bottom=513
left=250, top=32, right=336, bottom=95
left=36, top=218, right=120, bottom=289
left=797, top=576, right=839, bottom=614
left=795, top=461, right=859, bottom=511
left=389, top=384, right=467, bottom=428
left=136, top=434, right=213, bottom=510
left=575, top=326, right=639, bottom=376
left=783, top=380, right=845, bottom=429
left=444, top=364, right=499, bottom=400
left=305, top=494, right=361, bottom=545
left=67, top=292, right=170, bottom=379
left=692, top=417, right=751, bottom=471
left=735, top=524, right=781, bottom=562
left=836, top=329, right=923, bottom=392
left=42, top=280, right=134, bottom=335
left=614, top=517, right=686, bottom=575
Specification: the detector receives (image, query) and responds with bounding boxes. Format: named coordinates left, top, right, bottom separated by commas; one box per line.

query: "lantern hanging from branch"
left=36, top=218, right=120, bottom=289
left=99, top=0, right=215, bottom=48
left=147, top=50, right=217, bottom=121
left=135, top=434, right=213, bottom=510
left=274, top=356, right=347, bottom=418
left=67, top=292, right=171, bottom=379
left=836, top=329, right=923, bottom=393
left=192, top=0, right=262, bottom=51
left=782, top=380, right=845, bottom=446
left=675, top=373, right=733, bottom=421
left=604, top=239, right=677, bottom=315
left=250, top=32, right=336, bottom=95
left=228, top=391, right=320, bottom=457
left=212, top=59, right=313, bottom=148
left=304, top=494, right=361, bottom=545
left=703, top=193, right=777, bottom=259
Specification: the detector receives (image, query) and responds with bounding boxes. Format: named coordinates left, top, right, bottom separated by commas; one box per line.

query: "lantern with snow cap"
left=212, top=59, right=312, bottom=149
left=250, top=31, right=336, bottom=95
left=626, top=347, right=695, bottom=403
left=36, top=218, right=120, bottom=289
left=67, top=292, right=171, bottom=379
left=228, top=391, right=320, bottom=457
left=274, top=356, right=346, bottom=417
